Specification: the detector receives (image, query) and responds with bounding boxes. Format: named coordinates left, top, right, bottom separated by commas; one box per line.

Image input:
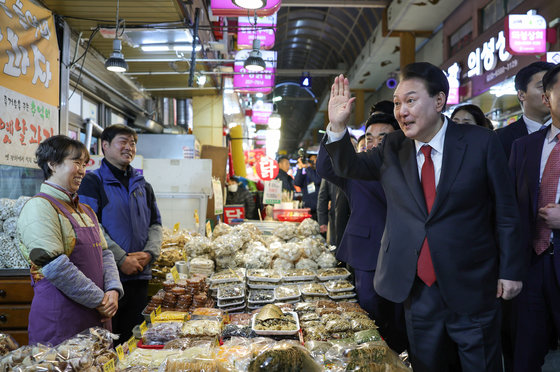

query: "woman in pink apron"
left=17, top=135, right=123, bottom=345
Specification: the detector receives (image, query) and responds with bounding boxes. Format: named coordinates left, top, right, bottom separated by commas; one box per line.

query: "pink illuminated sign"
left=238, top=14, right=276, bottom=50
left=446, top=63, right=460, bottom=105
left=210, top=0, right=281, bottom=17
left=505, top=13, right=547, bottom=55
left=233, top=49, right=276, bottom=94
left=252, top=102, right=273, bottom=124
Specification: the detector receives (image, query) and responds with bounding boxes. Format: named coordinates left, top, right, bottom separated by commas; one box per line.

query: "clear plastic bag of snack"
left=248, top=289, right=275, bottom=304
left=350, top=317, right=378, bottom=332
left=299, top=283, right=328, bottom=296
left=302, top=325, right=329, bottom=342
left=229, top=313, right=253, bottom=326
left=213, top=234, right=244, bottom=257
left=324, top=279, right=355, bottom=292
left=273, top=222, right=298, bottom=241
left=0, top=332, right=18, bottom=356
left=341, top=341, right=412, bottom=371
left=184, top=235, right=214, bottom=259
left=182, top=319, right=222, bottom=337
left=142, top=322, right=183, bottom=345
left=277, top=242, right=303, bottom=263
left=212, top=223, right=233, bottom=239
left=295, top=258, right=319, bottom=271
left=247, top=269, right=282, bottom=282
left=248, top=340, right=322, bottom=372
left=163, top=345, right=218, bottom=371
left=294, top=302, right=317, bottom=313
left=243, top=241, right=273, bottom=269
left=297, top=218, right=321, bottom=237
left=215, top=337, right=253, bottom=371
left=221, top=324, right=256, bottom=339
left=300, top=237, right=325, bottom=260
left=316, top=251, right=338, bottom=269
left=271, top=257, right=294, bottom=271
left=274, top=285, right=301, bottom=301
left=354, top=328, right=382, bottom=344
left=324, top=317, right=352, bottom=333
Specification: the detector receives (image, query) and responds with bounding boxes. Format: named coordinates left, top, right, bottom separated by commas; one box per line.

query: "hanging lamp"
left=105, top=0, right=128, bottom=72
left=244, top=39, right=266, bottom=72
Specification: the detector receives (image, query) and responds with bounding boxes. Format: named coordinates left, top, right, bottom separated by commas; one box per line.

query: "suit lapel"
left=428, top=122, right=466, bottom=221
left=398, top=138, right=427, bottom=215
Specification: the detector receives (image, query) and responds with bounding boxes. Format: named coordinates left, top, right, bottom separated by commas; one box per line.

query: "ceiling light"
left=268, top=112, right=281, bottom=129
left=173, top=44, right=202, bottom=52
left=141, top=44, right=169, bottom=52
left=272, top=96, right=282, bottom=102
left=105, top=39, right=128, bottom=72
left=105, top=0, right=127, bottom=72
left=232, top=0, right=267, bottom=10
left=244, top=39, right=266, bottom=72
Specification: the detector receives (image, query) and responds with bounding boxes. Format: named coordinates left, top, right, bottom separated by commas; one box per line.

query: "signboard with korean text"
left=1, top=0, right=59, bottom=168
left=223, top=205, right=245, bottom=224
left=210, top=0, right=281, bottom=17
left=255, top=156, right=279, bottom=181
left=505, top=13, right=547, bottom=55
left=237, top=14, right=276, bottom=50
left=233, top=49, right=276, bottom=94
left=263, top=179, right=282, bottom=204
left=446, top=63, right=460, bottom=105
left=252, top=101, right=273, bottom=124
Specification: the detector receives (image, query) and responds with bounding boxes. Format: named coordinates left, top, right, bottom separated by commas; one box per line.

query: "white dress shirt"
left=326, top=117, right=449, bottom=187
left=539, top=124, right=560, bottom=197
left=524, top=115, right=552, bottom=134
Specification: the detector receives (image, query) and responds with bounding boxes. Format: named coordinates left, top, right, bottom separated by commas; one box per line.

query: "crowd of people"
left=16, top=59, right=560, bottom=372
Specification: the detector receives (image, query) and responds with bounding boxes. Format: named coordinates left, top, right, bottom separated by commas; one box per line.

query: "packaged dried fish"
left=299, top=283, right=328, bottom=296
left=324, top=279, right=355, bottom=292
left=274, top=285, right=301, bottom=301
left=282, top=268, right=316, bottom=281
left=247, top=269, right=282, bottom=282
left=316, top=267, right=351, bottom=280
left=248, top=289, right=275, bottom=304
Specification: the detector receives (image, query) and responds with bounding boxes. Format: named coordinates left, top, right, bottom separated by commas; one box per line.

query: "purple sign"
left=211, top=0, right=281, bottom=17
left=505, top=13, right=547, bottom=55
left=233, top=49, right=276, bottom=94
left=252, top=102, right=273, bottom=124
left=238, top=14, right=276, bottom=50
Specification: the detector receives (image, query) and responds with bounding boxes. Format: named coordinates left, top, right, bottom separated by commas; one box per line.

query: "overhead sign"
left=256, top=156, right=279, bottom=181
left=252, top=101, right=273, bottom=124
left=210, top=0, right=281, bottom=17
left=505, top=12, right=547, bottom=55
left=237, top=14, right=276, bottom=50
left=467, top=31, right=512, bottom=78
left=233, top=49, right=276, bottom=94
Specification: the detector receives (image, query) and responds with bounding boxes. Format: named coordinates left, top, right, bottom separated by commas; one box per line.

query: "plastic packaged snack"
left=248, top=289, right=275, bottom=304
left=247, top=280, right=278, bottom=289
left=274, top=285, right=301, bottom=301
left=316, top=267, right=352, bottom=281
left=217, top=285, right=245, bottom=300
left=324, top=279, right=355, bottom=292
left=142, top=322, right=183, bottom=345
left=182, top=319, right=222, bottom=337
left=299, top=283, right=328, bottom=296
left=282, top=268, right=316, bottom=281
left=0, top=332, right=18, bottom=356
left=210, top=268, right=246, bottom=284
left=354, top=328, right=382, bottom=344
left=248, top=341, right=322, bottom=372
left=295, top=258, right=319, bottom=271
left=229, top=313, right=253, bottom=326
left=328, top=291, right=357, bottom=300
left=247, top=269, right=282, bottom=282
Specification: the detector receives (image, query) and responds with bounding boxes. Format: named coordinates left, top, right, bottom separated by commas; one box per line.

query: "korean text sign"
left=505, top=13, right=547, bottom=55
left=233, top=49, right=276, bottom=94
left=1, top=0, right=59, bottom=168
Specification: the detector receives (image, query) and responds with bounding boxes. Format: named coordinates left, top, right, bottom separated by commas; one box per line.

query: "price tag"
left=150, top=310, right=156, bottom=323
left=102, top=358, right=115, bottom=372
left=206, top=221, right=212, bottom=238
left=194, top=209, right=199, bottom=224
left=155, top=305, right=162, bottom=316
left=171, top=266, right=179, bottom=282
left=173, top=222, right=180, bottom=233
left=139, top=321, right=148, bottom=335
left=127, top=336, right=137, bottom=353
left=115, top=344, right=124, bottom=361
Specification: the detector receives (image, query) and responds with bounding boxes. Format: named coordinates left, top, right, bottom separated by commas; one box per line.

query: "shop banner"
left=505, top=13, right=547, bottom=55
left=233, top=49, right=276, bottom=94
left=252, top=101, right=273, bottom=124
left=237, top=14, right=276, bottom=50
left=0, top=0, right=59, bottom=106
left=0, top=0, right=59, bottom=168
left=0, top=86, right=56, bottom=167
left=223, top=205, right=245, bottom=224
left=255, top=156, right=279, bottom=181
left=212, top=178, right=224, bottom=215
left=263, top=179, right=282, bottom=204
left=210, top=0, right=280, bottom=17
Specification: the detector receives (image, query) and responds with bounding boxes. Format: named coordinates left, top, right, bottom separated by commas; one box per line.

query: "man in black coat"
left=325, top=62, right=525, bottom=372
left=275, top=156, right=295, bottom=192
left=497, top=61, right=554, bottom=160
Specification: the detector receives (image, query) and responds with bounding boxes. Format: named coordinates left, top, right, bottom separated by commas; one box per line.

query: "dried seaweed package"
left=248, top=341, right=322, bottom=372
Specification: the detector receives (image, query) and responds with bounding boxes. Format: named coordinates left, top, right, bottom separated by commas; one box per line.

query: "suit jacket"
left=324, top=120, right=524, bottom=314
left=317, top=141, right=386, bottom=271
left=509, top=127, right=560, bottom=283
left=294, top=167, right=321, bottom=211
left=317, top=179, right=338, bottom=245
left=496, top=117, right=528, bottom=161
left=275, top=169, right=295, bottom=192
left=334, top=188, right=350, bottom=247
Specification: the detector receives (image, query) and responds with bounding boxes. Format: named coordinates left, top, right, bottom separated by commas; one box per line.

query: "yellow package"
left=153, top=311, right=190, bottom=323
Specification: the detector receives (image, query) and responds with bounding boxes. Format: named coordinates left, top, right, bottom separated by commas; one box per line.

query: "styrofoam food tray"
left=251, top=311, right=300, bottom=335
left=316, top=268, right=351, bottom=281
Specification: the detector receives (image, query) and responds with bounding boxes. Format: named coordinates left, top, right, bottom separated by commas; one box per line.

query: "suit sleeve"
left=324, top=131, right=383, bottom=181
left=294, top=168, right=306, bottom=188
left=487, top=132, right=526, bottom=281
left=317, top=180, right=330, bottom=226
left=316, top=139, right=348, bottom=190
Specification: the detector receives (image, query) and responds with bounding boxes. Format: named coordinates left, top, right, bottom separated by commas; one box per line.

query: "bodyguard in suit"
left=510, top=63, right=560, bottom=372
left=497, top=61, right=554, bottom=160
left=317, top=113, right=407, bottom=352
left=325, top=62, right=525, bottom=372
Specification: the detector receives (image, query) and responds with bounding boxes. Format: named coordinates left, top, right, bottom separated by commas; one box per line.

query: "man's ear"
left=543, top=92, right=551, bottom=109
left=435, top=91, right=446, bottom=112
left=517, top=90, right=526, bottom=104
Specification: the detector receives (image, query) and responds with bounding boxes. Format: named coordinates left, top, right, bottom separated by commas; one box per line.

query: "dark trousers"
left=501, top=297, right=517, bottom=372
left=404, top=279, right=502, bottom=372
left=112, top=279, right=149, bottom=343
left=354, top=269, right=408, bottom=353
left=513, top=252, right=560, bottom=372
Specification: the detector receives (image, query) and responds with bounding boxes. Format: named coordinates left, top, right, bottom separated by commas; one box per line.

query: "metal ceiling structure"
left=38, top=0, right=463, bottom=153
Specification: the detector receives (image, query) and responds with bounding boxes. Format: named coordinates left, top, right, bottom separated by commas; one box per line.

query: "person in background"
left=497, top=61, right=555, bottom=160
left=325, top=63, right=524, bottom=371
left=79, top=124, right=162, bottom=344
left=510, top=63, right=560, bottom=372
left=317, top=113, right=408, bottom=352
left=275, top=156, right=295, bottom=192
left=317, top=178, right=338, bottom=245
left=227, top=176, right=257, bottom=220
left=294, top=153, right=322, bottom=220
left=18, top=135, right=123, bottom=345
left=451, top=104, right=493, bottom=129
left=370, top=100, right=395, bottom=116
left=356, top=134, right=367, bottom=153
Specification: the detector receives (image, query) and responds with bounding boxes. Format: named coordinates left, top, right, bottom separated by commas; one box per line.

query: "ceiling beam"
left=126, top=69, right=345, bottom=76
left=281, top=0, right=388, bottom=7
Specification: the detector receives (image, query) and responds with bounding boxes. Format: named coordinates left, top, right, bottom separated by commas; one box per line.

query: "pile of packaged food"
left=144, top=276, right=212, bottom=314
left=0, top=197, right=30, bottom=269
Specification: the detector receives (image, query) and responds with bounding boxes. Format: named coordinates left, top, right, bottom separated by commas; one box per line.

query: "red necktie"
left=417, top=145, right=437, bottom=286
left=533, top=134, right=560, bottom=255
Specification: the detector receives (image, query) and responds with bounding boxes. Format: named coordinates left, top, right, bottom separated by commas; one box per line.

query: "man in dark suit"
left=294, top=153, right=321, bottom=220
left=275, top=156, right=295, bottom=192
left=510, top=63, right=560, bottom=372
left=325, top=62, right=525, bottom=372
left=497, top=61, right=554, bottom=160
left=317, top=112, right=407, bottom=352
